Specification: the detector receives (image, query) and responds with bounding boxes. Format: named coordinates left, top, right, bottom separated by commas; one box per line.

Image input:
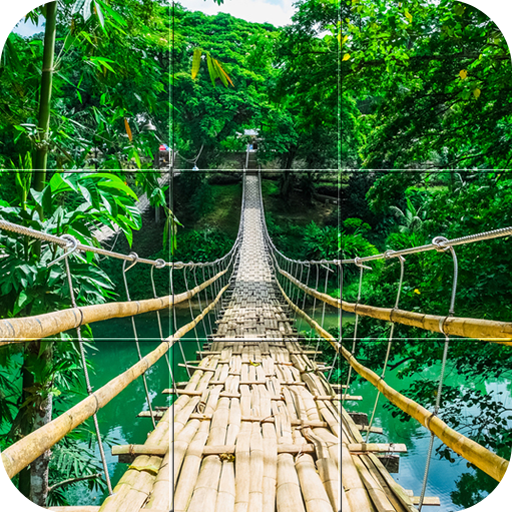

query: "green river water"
left=341, top=312, right=512, bottom=511
left=62, top=309, right=510, bottom=512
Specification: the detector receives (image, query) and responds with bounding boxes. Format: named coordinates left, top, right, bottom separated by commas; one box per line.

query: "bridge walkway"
left=86, top=175, right=415, bottom=512
left=9, top=170, right=511, bottom=511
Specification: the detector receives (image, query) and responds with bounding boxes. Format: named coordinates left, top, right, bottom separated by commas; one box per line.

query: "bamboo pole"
left=343, top=301, right=512, bottom=344
left=348, top=443, right=407, bottom=453
left=99, top=408, right=171, bottom=512
left=279, top=265, right=512, bottom=344
left=174, top=421, right=210, bottom=512
left=0, top=268, right=227, bottom=343
left=278, top=268, right=341, bottom=309
left=34, top=1, right=57, bottom=178
left=2, top=340, right=172, bottom=479
left=338, top=342, right=509, bottom=482
left=2, top=282, right=229, bottom=479
left=295, top=454, right=334, bottom=512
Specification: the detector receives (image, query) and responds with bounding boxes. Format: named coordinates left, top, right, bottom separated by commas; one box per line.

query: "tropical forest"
left=0, top=1, right=510, bottom=512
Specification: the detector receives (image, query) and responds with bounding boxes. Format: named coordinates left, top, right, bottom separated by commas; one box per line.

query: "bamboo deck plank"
left=97, top=175, right=416, bottom=512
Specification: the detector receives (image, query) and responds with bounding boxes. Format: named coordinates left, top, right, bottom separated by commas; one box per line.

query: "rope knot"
left=354, top=257, right=372, bottom=270
left=48, top=234, right=79, bottom=267
left=123, top=252, right=139, bottom=273
left=432, top=236, right=450, bottom=253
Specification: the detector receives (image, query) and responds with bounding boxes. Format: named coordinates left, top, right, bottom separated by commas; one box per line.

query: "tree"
left=172, top=5, right=278, bottom=168
left=1, top=1, right=170, bottom=175
left=0, top=169, right=141, bottom=505
left=265, top=0, right=340, bottom=170
left=343, top=0, right=512, bottom=168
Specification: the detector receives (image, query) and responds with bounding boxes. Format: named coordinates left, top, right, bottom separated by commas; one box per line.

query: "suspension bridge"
left=0, top=170, right=511, bottom=512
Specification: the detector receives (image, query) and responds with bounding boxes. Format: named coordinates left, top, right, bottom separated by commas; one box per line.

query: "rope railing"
left=257, top=169, right=512, bottom=495
left=342, top=225, right=512, bottom=264
left=0, top=273, right=230, bottom=480
left=0, top=168, right=248, bottom=341
left=0, top=172, right=247, bottom=491
left=274, top=262, right=512, bottom=343
left=0, top=219, right=238, bottom=271
left=4, top=166, right=512, bottom=498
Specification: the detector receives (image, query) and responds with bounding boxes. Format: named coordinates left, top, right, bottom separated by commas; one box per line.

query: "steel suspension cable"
left=150, top=260, right=175, bottom=390
left=418, top=238, right=459, bottom=512
left=341, top=258, right=369, bottom=408
left=55, top=236, right=113, bottom=495
left=170, top=263, right=190, bottom=379
left=365, top=254, right=406, bottom=443
left=193, top=266, right=208, bottom=353
left=202, top=266, right=214, bottom=335
left=327, top=262, right=343, bottom=382
left=300, top=263, right=312, bottom=334
left=292, top=263, right=305, bottom=322
left=183, top=267, right=201, bottom=354
left=312, top=263, right=322, bottom=362
left=121, top=254, right=156, bottom=429
left=320, top=264, right=332, bottom=329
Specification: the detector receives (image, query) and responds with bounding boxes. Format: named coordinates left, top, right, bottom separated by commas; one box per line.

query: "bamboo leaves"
left=71, top=0, right=86, bottom=16
left=163, top=207, right=183, bottom=255
left=83, top=0, right=94, bottom=21
left=214, top=57, right=234, bottom=87
left=95, top=0, right=128, bottom=27
left=191, top=48, right=234, bottom=88
left=93, top=1, right=105, bottom=30
left=192, top=48, right=202, bottom=79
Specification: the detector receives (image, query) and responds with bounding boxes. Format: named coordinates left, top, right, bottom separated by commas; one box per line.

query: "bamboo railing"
left=337, top=341, right=509, bottom=482
left=0, top=268, right=227, bottom=344
left=277, top=280, right=510, bottom=482
left=277, top=268, right=341, bottom=309
left=341, top=300, right=512, bottom=344
left=1, top=283, right=228, bottom=478
left=278, top=267, right=512, bottom=345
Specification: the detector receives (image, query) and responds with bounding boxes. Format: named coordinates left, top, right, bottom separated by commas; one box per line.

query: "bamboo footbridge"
left=0, top=170, right=512, bottom=512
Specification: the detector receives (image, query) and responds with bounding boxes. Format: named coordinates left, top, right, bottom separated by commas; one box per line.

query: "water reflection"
left=347, top=359, right=510, bottom=511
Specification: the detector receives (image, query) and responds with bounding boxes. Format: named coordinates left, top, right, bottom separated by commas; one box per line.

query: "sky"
left=11, top=0, right=296, bottom=38
left=13, top=17, right=43, bottom=37
left=177, top=0, right=296, bottom=27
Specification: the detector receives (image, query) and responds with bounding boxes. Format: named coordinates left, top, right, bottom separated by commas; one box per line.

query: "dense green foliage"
left=0, top=167, right=141, bottom=504
left=342, top=0, right=512, bottom=168
left=341, top=170, right=512, bottom=507
left=172, top=7, right=278, bottom=168
left=172, top=0, right=339, bottom=169
left=1, top=1, right=170, bottom=172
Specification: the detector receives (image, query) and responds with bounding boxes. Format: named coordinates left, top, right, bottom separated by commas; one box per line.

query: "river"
left=62, top=309, right=509, bottom=511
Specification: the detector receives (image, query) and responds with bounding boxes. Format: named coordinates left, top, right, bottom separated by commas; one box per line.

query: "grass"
left=183, top=183, right=242, bottom=239
left=261, top=177, right=337, bottom=228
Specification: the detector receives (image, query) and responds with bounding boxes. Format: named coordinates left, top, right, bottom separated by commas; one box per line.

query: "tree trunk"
left=18, top=341, right=53, bottom=512
left=17, top=363, right=35, bottom=498
left=34, top=1, right=58, bottom=186
left=29, top=392, right=53, bottom=506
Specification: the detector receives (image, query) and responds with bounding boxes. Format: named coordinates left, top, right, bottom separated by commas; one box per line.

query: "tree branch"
left=388, top=357, right=415, bottom=371
left=48, top=473, right=102, bottom=493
